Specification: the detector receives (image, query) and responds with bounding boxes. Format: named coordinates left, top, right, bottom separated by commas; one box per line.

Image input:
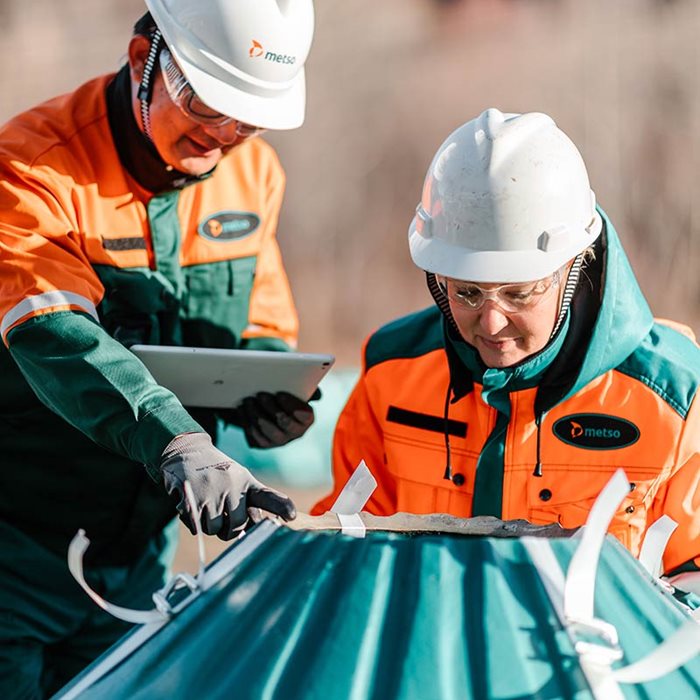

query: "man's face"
left=147, top=74, right=243, bottom=176
left=129, top=35, right=252, bottom=176
left=444, top=270, right=566, bottom=368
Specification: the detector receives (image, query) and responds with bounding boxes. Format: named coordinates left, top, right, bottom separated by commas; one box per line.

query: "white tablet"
left=130, top=345, right=335, bottom=409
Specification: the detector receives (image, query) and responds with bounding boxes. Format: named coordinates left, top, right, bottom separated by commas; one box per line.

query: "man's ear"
left=128, top=34, right=152, bottom=84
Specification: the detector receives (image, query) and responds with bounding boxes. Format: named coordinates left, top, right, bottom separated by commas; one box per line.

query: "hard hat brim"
left=408, top=213, right=602, bottom=283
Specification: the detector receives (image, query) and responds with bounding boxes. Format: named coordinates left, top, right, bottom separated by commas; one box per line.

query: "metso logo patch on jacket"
left=198, top=212, right=261, bottom=241
left=553, top=414, right=640, bottom=449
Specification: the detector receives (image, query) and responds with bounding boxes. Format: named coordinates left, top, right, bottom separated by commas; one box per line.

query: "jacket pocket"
left=183, top=256, right=257, bottom=346
left=527, top=466, right=659, bottom=551
left=384, top=431, right=477, bottom=516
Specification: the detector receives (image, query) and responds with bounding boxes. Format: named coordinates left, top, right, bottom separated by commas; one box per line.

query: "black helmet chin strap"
left=137, top=28, right=163, bottom=144
left=426, top=271, right=461, bottom=335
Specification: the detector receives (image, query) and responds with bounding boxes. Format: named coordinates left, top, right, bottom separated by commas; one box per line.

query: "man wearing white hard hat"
left=0, top=1, right=315, bottom=694
left=314, top=109, right=699, bottom=600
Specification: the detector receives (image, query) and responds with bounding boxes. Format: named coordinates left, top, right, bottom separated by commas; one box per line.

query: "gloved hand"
left=160, top=432, right=296, bottom=539
left=227, top=391, right=316, bottom=449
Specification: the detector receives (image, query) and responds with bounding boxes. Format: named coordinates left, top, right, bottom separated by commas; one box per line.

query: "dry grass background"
left=3, top=0, right=699, bottom=568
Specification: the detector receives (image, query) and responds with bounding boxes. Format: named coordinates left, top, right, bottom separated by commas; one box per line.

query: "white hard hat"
left=408, top=108, right=602, bottom=283
left=145, top=0, right=315, bottom=129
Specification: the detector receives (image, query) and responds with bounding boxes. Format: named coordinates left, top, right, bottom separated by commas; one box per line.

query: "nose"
left=477, top=301, right=511, bottom=335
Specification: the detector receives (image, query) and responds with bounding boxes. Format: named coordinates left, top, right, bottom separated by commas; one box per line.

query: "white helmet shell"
left=145, top=0, right=315, bottom=129
left=408, top=108, right=602, bottom=282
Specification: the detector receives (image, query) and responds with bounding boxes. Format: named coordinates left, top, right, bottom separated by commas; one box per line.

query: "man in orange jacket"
left=0, top=1, right=316, bottom=695
left=314, top=108, right=699, bottom=597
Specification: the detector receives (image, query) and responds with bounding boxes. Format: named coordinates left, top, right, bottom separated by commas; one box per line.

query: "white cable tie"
left=67, top=530, right=167, bottom=625
left=637, top=515, right=678, bottom=578
left=564, top=469, right=630, bottom=623
left=336, top=512, right=367, bottom=538
left=330, top=460, right=378, bottom=515
left=613, top=617, right=700, bottom=683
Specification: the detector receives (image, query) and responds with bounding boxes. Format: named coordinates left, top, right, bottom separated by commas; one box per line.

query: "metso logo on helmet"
left=249, top=39, right=297, bottom=65
left=408, top=108, right=603, bottom=284
left=145, top=0, right=315, bottom=130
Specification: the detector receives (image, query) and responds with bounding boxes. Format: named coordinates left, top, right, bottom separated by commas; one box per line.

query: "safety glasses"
left=436, top=268, right=562, bottom=313
left=158, top=47, right=266, bottom=138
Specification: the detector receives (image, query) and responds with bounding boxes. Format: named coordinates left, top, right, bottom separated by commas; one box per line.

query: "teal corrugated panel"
left=55, top=523, right=700, bottom=700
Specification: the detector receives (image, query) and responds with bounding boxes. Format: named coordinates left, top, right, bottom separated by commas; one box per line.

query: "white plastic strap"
left=67, top=530, right=167, bottom=625
left=613, top=617, right=700, bottom=683
left=330, top=460, right=377, bottom=515
left=564, top=469, right=630, bottom=623
left=576, top=648, right=626, bottom=700
left=527, top=470, right=700, bottom=695
left=560, top=470, right=632, bottom=699
left=67, top=480, right=210, bottom=626
left=522, top=538, right=625, bottom=700
left=330, top=460, right=377, bottom=537
left=637, top=515, right=678, bottom=578
left=336, top=513, right=366, bottom=539
left=60, top=520, right=279, bottom=698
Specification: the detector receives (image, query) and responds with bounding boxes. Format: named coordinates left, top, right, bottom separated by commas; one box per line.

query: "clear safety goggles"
left=436, top=268, right=562, bottom=313
left=159, top=47, right=266, bottom=138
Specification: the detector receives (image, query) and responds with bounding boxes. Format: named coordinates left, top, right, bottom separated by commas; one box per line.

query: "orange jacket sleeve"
left=0, top=159, right=104, bottom=343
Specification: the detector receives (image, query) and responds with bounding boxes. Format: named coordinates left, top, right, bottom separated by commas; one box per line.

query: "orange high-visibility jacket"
left=314, top=214, right=700, bottom=577
left=0, top=69, right=298, bottom=562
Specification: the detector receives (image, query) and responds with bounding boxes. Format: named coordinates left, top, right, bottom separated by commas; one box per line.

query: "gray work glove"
left=160, top=432, right=296, bottom=539
left=226, top=391, right=316, bottom=449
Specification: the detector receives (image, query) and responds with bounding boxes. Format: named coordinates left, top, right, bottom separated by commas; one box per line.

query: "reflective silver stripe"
left=0, top=290, right=99, bottom=338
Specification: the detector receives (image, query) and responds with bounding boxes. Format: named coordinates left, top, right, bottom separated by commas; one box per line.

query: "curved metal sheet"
left=55, top=524, right=700, bottom=700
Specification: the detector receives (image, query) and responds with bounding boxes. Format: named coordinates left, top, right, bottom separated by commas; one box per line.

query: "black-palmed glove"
left=160, top=432, right=296, bottom=539
left=227, top=391, right=316, bottom=449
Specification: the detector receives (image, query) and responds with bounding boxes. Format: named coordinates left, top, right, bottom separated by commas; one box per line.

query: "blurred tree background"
left=3, top=0, right=698, bottom=363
